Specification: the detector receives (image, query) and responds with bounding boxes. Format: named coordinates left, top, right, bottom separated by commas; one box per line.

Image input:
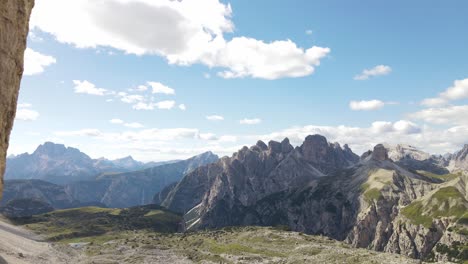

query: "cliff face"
left=0, top=0, right=35, bottom=200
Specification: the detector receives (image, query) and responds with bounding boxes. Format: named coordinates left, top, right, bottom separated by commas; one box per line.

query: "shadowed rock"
left=0, top=0, right=35, bottom=200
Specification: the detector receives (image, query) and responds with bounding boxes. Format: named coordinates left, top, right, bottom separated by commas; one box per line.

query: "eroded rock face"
left=372, top=144, right=389, bottom=161
left=161, top=135, right=359, bottom=229
left=0, top=0, right=35, bottom=200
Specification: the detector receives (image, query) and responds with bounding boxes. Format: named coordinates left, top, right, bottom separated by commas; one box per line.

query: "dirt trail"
left=0, top=218, right=76, bottom=264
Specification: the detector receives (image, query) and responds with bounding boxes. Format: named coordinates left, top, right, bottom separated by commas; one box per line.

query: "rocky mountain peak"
left=255, top=140, right=268, bottom=151
left=301, top=134, right=330, bottom=163
left=34, top=142, right=67, bottom=156
left=456, top=144, right=468, bottom=159
left=371, top=144, right=389, bottom=161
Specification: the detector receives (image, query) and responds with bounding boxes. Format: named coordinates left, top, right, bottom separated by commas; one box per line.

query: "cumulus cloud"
left=132, top=102, right=154, bottom=110
left=23, top=48, right=56, bottom=75
left=73, top=80, right=107, bottom=96
left=30, top=0, right=330, bottom=80
left=409, top=105, right=468, bottom=126
left=349, top=100, right=385, bottom=111
left=240, top=118, right=262, bottom=125
left=354, top=65, right=391, bottom=80
left=421, top=78, right=468, bottom=106
left=17, top=103, right=32, bottom=108
left=206, top=115, right=224, bottom=121
left=15, top=109, right=40, bottom=121
left=179, top=104, right=186, bottom=111
left=15, top=103, right=39, bottom=121
left=256, top=121, right=465, bottom=155
left=148, top=82, right=175, bottom=95
left=215, top=38, right=330, bottom=80
left=118, top=92, right=144, bottom=103
left=155, top=100, right=176, bottom=109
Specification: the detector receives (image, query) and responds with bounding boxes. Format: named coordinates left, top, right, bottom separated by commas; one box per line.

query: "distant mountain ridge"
left=5, top=142, right=184, bottom=184
left=66, top=151, right=219, bottom=208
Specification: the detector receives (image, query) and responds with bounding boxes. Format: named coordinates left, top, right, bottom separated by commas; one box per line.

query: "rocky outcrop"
left=383, top=143, right=450, bottom=175
left=449, top=144, right=468, bottom=174
left=0, top=0, right=34, bottom=200
left=161, top=135, right=359, bottom=230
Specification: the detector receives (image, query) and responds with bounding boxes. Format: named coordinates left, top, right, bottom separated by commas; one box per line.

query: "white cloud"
left=349, top=100, right=385, bottom=111
left=110, top=119, right=124, bottom=124
left=256, top=120, right=466, bottom=155
left=354, top=65, right=391, bottom=80
left=30, top=0, right=330, bottom=80
left=305, top=29, right=313, bottom=35
left=206, top=115, right=224, bottom=121
left=118, top=93, right=144, bottom=103
left=240, top=118, right=262, bottom=125
left=203, top=73, right=211, bottom=79
left=421, top=78, right=468, bottom=106
left=132, top=102, right=154, bottom=110
left=409, top=105, right=468, bottom=126
left=155, top=100, right=176, bottom=109
left=135, top=85, right=148, bottom=92
left=18, top=103, right=32, bottom=108
left=124, top=122, right=144, bottom=128
left=148, top=82, right=175, bottom=95
left=23, top=48, right=56, bottom=75
left=179, top=104, right=186, bottom=110
left=15, top=109, right=40, bottom=121
left=28, top=31, right=44, bottom=42
left=215, top=38, right=330, bottom=80
left=73, top=80, right=107, bottom=96
left=199, top=133, right=218, bottom=140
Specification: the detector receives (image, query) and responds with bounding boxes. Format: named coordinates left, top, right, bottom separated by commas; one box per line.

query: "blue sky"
left=10, top=0, right=468, bottom=161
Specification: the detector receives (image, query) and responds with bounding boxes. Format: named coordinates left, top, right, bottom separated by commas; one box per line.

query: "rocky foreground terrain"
left=0, top=212, right=425, bottom=264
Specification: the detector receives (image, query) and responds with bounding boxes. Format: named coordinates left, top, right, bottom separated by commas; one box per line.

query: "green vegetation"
left=401, top=201, right=433, bottom=227
left=435, top=241, right=468, bottom=263
left=363, top=188, right=383, bottom=202
left=401, top=187, right=468, bottom=228
left=13, top=205, right=181, bottom=241
left=417, top=170, right=462, bottom=182
left=21, top=225, right=418, bottom=263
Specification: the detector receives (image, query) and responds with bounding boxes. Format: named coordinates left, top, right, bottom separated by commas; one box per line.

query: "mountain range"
left=3, top=138, right=467, bottom=262
left=3, top=143, right=218, bottom=208
left=156, top=137, right=467, bottom=262
left=5, top=142, right=179, bottom=184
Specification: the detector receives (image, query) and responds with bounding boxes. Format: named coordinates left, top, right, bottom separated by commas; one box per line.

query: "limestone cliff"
left=0, top=0, right=34, bottom=200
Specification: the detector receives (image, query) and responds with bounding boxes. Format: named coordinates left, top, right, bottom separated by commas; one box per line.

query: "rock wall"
left=0, top=0, right=34, bottom=200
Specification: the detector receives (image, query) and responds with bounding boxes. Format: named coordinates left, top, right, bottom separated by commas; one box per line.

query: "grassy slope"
left=401, top=186, right=468, bottom=228
left=45, top=226, right=421, bottom=264
left=417, top=170, right=462, bottom=182
left=13, top=205, right=181, bottom=241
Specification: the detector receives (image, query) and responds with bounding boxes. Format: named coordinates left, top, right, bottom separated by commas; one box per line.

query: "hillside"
left=8, top=214, right=422, bottom=263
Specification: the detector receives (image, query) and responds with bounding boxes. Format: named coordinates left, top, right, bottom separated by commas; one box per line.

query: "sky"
left=9, top=0, right=468, bottom=162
